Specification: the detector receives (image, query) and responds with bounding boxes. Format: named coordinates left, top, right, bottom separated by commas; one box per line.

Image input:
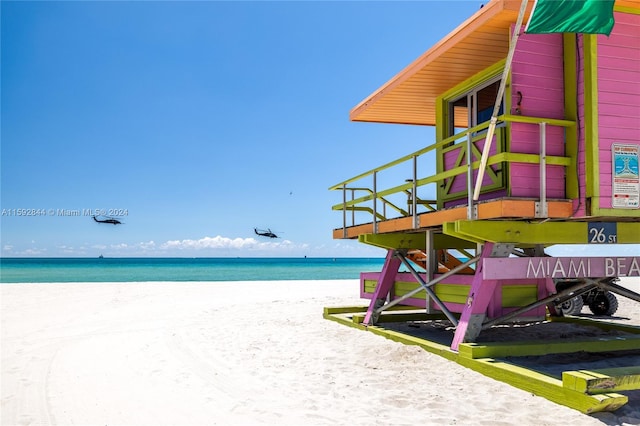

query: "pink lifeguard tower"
left=327, top=0, right=640, bottom=413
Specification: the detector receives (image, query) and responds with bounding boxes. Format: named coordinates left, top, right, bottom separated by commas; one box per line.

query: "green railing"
left=330, top=114, right=575, bottom=234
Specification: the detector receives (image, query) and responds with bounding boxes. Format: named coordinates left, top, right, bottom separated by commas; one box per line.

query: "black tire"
left=557, top=296, right=584, bottom=316
left=588, top=292, right=618, bottom=316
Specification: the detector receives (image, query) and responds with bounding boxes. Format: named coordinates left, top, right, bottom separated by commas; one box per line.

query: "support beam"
left=363, top=250, right=401, bottom=325
left=446, top=220, right=640, bottom=245
left=396, top=251, right=459, bottom=326
left=599, top=280, right=640, bottom=303
left=358, top=232, right=476, bottom=251
left=372, top=255, right=480, bottom=318
left=451, top=243, right=499, bottom=351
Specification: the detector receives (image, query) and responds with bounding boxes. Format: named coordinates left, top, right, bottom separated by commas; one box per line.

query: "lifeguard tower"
left=326, top=0, right=640, bottom=413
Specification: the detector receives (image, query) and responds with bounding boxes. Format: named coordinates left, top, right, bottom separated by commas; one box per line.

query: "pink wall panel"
left=596, top=12, right=640, bottom=210
left=511, top=165, right=565, bottom=199
left=598, top=90, right=640, bottom=106
left=510, top=31, right=566, bottom=200
left=510, top=73, right=563, bottom=91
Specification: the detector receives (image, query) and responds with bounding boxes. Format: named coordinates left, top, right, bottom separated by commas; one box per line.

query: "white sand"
left=1, top=278, right=639, bottom=426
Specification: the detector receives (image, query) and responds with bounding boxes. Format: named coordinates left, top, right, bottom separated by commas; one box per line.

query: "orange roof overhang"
left=350, top=0, right=640, bottom=127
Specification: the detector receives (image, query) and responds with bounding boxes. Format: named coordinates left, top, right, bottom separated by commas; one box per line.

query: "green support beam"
left=358, top=232, right=476, bottom=251
left=445, top=220, right=640, bottom=245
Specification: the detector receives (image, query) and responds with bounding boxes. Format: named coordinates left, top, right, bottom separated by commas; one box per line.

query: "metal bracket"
left=467, top=203, right=478, bottom=220
left=534, top=201, right=548, bottom=218
left=464, top=314, right=486, bottom=342
left=370, top=299, right=386, bottom=324
left=490, top=243, right=514, bottom=258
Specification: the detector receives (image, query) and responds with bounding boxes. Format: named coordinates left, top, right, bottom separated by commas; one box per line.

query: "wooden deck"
left=333, top=198, right=573, bottom=240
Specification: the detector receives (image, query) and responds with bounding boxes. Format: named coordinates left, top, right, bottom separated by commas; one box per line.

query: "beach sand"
left=1, top=278, right=639, bottom=426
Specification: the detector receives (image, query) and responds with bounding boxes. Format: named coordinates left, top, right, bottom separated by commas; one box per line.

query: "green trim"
left=440, top=60, right=506, bottom=102
left=460, top=334, right=640, bottom=359
left=563, top=367, right=640, bottom=394
left=363, top=279, right=377, bottom=293
left=563, top=33, right=579, bottom=200
left=443, top=222, right=486, bottom=245
left=500, top=114, right=574, bottom=127
left=495, top=152, right=571, bottom=166
left=331, top=150, right=571, bottom=211
left=501, top=285, right=538, bottom=307
left=505, top=66, right=512, bottom=196
left=445, top=220, right=640, bottom=245
left=358, top=232, right=476, bottom=251
left=396, top=281, right=427, bottom=298
left=323, top=305, right=368, bottom=315
left=586, top=207, right=640, bottom=219
left=440, top=128, right=506, bottom=202
left=615, top=222, right=640, bottom=243
left=583, top=35, right=599, bottom=209
left=434, top=283, right=471, bottom=304
left=436, top=94, right=447, bottom=198
left=583, top=33, right=640, bottom=218
left=615, top=5, right=640, bottom=15
left=436, top=60, right=506, bottom=207
left=455, top=356, right=627, bottom=414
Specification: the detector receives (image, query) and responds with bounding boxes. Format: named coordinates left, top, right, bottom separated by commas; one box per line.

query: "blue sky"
left=2, top=1, right=637, bottom=259
left=3, top=0, right=487, bottom=258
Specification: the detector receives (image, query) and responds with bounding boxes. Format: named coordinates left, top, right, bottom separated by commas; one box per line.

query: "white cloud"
left=57, top=245, right=78, bottom=254
left=157, top=236, right=313, bottom=256
left=4, top=234, right=384, bottom=258
left=138, top=241, right=156, bottom=250
left=2, top=244, right=50, bottom=256
left=110, top=243, right=130, bottom=250
left=20, top=248, right=48, bottom=256
left=160, top=236, right=258, bottom=251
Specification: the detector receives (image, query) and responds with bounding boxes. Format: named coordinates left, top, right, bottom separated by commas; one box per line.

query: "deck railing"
left=330, top=114, right=574, bottom=233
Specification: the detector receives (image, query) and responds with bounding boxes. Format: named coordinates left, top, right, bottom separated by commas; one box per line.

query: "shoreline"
left=2, top=277, right=639, bottom=290
left=2, top=279, right=639, bottom=425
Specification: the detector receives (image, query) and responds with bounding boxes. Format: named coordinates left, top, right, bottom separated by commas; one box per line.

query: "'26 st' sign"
left=588, top=222, right=617, bottom=244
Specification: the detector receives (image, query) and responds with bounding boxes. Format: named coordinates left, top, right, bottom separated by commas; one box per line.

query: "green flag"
left=525, top=0, right=616, bottom=35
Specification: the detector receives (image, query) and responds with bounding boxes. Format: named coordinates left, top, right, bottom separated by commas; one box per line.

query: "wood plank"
left=323, top=305, right=368, bottom=315
left=563, top=366, right=640, bottom=394
left=378, top=216, right=413, bottom=233
left=334, top=200, right=574, bottom=240
left=419, top=206, right=468, bottom=227
left=456, top=356, right=629, bottom=414
left=458, top=335, right=640, bottom=359
left=352, top=311, right=449, bottom=324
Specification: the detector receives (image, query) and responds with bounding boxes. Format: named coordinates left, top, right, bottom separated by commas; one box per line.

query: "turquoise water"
left=0, top=257, right=386, bottom=283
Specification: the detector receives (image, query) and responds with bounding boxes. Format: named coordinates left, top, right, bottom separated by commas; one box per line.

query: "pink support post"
left=451, top=243, right=498, bottom=351
left=363, top=249, right=401, bottom=325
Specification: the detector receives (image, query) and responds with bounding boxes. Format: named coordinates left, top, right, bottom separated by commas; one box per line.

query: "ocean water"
left=0, top=257, right=386, bottom=283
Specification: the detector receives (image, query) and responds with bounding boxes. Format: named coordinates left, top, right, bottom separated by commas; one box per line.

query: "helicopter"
left=254, top=228, right=279, bottom=238
left=92, top=215, right=123, bottom=225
